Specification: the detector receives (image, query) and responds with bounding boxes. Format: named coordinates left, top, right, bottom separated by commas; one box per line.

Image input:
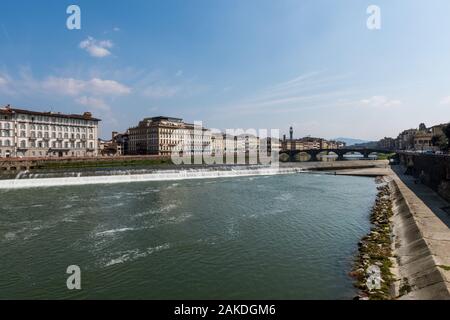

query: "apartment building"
left=128, top=116, right=211, bottom=156
left=0, top=105, right=100, bottom=158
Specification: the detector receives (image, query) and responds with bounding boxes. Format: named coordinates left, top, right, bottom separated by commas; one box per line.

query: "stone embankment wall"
left=398, top=153, right=450, bottom=201
left=390, top=177, right=450, bottom=299
left=0, top=155, right=170, bottom=172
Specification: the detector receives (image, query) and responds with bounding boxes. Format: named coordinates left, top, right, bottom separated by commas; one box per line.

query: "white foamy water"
left=0, top=167, right=305, bottom=189
left=104, top=243, right=171, bottom=267
left=95, top=227, right=136, bottom=237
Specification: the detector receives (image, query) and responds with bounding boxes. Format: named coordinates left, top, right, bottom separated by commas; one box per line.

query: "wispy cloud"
left=79, top=37, right=113, bottom=58
left=0, top=23, right=10, bottom=41
left=0, top=76, right=8, bottom=86
left=42, top=77, right=131, bottom=96
left=360, top=95, right=402, bottom=107
left=76, top=96, right=110, bottom=111
left=220, top=71, right=354, bottom=114
left=142, top=85, right=180, bottom=98
left=136, top=70, right=207, bottom=99
left=439, top=96, right=450, bottom=105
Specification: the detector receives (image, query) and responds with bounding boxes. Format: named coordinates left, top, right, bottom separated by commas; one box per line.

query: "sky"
left=1, top=0, right=450, bottom=140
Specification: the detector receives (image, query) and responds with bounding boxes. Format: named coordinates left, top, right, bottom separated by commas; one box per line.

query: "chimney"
left=83, top=112, right=92, bottom=119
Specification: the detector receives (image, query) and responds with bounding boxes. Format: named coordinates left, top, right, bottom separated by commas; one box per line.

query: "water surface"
left=0, top=173, right=376, bottom=299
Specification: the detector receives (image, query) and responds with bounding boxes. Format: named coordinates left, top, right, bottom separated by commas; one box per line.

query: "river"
left=0, top=172, right=376, bottom=299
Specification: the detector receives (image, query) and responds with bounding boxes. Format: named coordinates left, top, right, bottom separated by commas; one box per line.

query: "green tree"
left=442, top=123, right=450, bottom=148
left=431, top=134, right=448, bottom=151
left=440, top=124, right=450, bottom=150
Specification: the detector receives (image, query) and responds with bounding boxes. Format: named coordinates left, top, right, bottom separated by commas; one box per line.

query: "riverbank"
left=350, top=166, right=450, bottom=300
left=351, top=181, right=395, bottom=300
left=390, top=167, right=450, bottom=299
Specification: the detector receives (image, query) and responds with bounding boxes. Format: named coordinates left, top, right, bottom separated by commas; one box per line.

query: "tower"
left=289, top=126, right=293, bottom=141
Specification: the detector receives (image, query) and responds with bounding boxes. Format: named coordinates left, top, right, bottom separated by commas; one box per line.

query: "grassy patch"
left=37, top=158, right=172, bottom=170
left=376, top=153, right=396, bottom=160
left=438, top=265, right=450, bottom=271
left=351, top=183, right=395, bottom=300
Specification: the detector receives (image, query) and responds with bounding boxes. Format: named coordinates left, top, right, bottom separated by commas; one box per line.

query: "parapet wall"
left=398, top=153, right=450, bottom=201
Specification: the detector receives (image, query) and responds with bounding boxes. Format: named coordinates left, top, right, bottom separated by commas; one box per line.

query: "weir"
left=0, top=166, right=306, bottom=190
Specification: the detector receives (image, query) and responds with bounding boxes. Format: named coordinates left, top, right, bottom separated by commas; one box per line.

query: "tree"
left=440, top=124, right=450, bottom=151
left=432, top=134, right=448, bottom=151
left=419, top=123, right=427, bottom=131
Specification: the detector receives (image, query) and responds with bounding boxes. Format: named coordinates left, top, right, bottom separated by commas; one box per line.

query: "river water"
left=0, top=172, right=376, bottom=299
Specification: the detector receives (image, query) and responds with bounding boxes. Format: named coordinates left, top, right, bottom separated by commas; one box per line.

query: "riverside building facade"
left=0, top=105, right=100, bottom=158
left=127, top=116, right=212, bottom=156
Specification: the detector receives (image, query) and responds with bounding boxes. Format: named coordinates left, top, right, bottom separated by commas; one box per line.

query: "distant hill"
left=352, top=141, right=379, bottom=149
left=333, top=137, right=370, bottom=146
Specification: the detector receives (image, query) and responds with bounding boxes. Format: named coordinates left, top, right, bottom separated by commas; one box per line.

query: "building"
left=414, top=131, right=434, bottom=152
left=281, top=135, right=345, bottom=152
left=211, top=133, right=225, bottom=156
left=0, top=105, right=100, bottom=158
left=98, top=132, right=128, bottom=156
left=396, top=129, right=417, bottom=150
left=260, top=137, right=281, bottom=153
left=127, top=116, right=211, bottom=156
left=430, top=124, right=446, bottom=137
left=113, top=132, right=129, bottom=155
left=378, top=137, right=396, bottom=150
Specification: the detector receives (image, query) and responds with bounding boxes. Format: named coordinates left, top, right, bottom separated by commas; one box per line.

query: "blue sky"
left=1, top=0, right=450, bottom=140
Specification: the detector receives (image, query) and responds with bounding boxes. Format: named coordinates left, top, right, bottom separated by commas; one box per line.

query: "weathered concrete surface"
left=281, top=159, right=389, bottom=172
left=334, top=167, right=391, bottom=177
left=389, top=166, right=450, bottom=299
left=281, top=159, right=390, bottom=177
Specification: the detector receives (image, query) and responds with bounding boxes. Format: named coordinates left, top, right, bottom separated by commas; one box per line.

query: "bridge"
left=279, top=148, right=393, bottom=162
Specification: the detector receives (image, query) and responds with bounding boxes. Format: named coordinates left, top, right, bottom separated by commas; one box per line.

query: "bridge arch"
left=279, top=153, right=290, bottom=162
left=342, top=151, right=364, bottom=160
left=317, top=151, right=338, bottom=162
left=294, top=152, right=311, bottom=162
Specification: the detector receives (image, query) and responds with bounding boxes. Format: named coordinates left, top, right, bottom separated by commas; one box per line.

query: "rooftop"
left=0, top=104, right=101, bottom=121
